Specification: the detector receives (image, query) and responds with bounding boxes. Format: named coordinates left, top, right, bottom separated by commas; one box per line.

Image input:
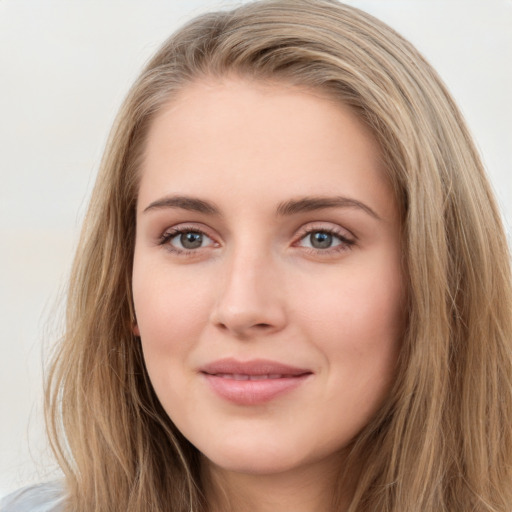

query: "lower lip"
left=202, top=374, right=311, bottom=405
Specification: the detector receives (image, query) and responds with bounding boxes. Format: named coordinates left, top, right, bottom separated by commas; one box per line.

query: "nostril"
left=214, top=321, right=272, bottom=333
left=254, top=323, right=272, bottom=329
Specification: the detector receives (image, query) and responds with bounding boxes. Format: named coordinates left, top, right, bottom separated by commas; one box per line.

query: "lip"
left=200, top=358, right=312, bottom=405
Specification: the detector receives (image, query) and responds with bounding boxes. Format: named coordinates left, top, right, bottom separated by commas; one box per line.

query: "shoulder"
left=0, top=482, right=66, bottom=512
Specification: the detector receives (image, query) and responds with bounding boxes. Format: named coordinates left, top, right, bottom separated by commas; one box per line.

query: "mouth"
left=210, top=373, right=304, bottom=380
left=199, top=358, right=313, bottom=405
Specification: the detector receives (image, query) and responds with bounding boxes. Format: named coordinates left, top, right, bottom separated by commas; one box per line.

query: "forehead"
left=138, top=78, right=395, bottom=221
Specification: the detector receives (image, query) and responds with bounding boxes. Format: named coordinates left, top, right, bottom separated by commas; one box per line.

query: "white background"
left=1, top=0, right=511, bottom=498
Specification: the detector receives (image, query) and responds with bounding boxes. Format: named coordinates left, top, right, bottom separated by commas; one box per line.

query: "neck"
left=202, top=454, right=352, bottom=512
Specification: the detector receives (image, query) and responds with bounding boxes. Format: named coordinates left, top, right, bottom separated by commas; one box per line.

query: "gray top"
left=0, top=482, right=65, bottom=512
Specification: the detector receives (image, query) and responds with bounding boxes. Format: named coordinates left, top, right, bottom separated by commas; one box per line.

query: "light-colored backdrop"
left=1, top=0, right=511, bottom=499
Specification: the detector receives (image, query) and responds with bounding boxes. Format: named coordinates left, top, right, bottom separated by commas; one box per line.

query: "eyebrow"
left=276, top=196, right=381, bottom=220
left=143, top=195, right=220, bottom=215
left=142, top=194, right=380, bottom=220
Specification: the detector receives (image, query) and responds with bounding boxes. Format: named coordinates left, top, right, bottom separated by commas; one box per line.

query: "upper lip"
left=200, top=358, right=312, bottom=376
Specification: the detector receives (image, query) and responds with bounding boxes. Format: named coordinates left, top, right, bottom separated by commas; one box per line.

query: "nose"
left=210, top=249, right=287, bottom=339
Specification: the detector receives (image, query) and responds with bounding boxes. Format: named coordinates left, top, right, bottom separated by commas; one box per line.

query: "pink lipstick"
left=200, top=358, right=312, bottom=405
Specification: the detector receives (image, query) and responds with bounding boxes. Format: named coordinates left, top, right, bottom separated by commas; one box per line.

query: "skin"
left=132, top=77, right=405, bottom=512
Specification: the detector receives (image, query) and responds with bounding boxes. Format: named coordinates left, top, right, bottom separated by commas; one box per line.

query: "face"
left=132, top=78, right=404, bottom=479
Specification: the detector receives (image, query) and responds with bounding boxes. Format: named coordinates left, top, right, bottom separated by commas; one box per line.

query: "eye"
left=296, top=228, right=354, bottom=252
left=160, top=228, right=216, bottom=252
left=303, top=231, right=338, bottom=249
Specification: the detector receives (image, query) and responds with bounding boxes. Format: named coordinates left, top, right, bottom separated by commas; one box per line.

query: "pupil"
left=311, top=232, right=332, bottom=249
left=181, top=232, right=203, bottom=249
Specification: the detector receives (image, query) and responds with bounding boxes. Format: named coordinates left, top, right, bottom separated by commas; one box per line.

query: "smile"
left=200, top=358, right=312, bottom=405
left=212, top=373, right=300, bottom=380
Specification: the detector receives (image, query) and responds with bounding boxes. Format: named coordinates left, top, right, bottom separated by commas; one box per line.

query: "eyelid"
left=156, top=221, right=355, bottom=256
left=158, top=223, right=220, bottom=253
left=294, top=222, right=355, bottom=242
left=292, top=222, right=356, bottom=254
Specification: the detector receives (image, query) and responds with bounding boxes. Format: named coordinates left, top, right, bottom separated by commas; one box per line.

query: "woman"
left=3, top=0, right=512, bottom=510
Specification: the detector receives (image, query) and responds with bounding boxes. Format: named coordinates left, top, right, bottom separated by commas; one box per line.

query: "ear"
left=132, top=323, right=140, bottom=337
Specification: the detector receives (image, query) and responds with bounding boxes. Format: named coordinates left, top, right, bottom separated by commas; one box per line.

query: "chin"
left=199, top=439, right=307, bottom=476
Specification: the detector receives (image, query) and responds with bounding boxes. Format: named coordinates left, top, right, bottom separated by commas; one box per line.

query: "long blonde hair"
left=45, top=1, right=512, bottom=510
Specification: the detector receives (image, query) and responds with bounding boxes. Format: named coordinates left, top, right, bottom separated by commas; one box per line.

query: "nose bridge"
left=211, top=237, right=286, bottom=336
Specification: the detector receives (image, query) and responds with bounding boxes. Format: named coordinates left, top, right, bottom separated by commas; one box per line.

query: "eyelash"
left=158, top=225, right=355, bottom=256
left=158, top=225, right=217, bottom=256
left=294, top=226, right=355, bottom=255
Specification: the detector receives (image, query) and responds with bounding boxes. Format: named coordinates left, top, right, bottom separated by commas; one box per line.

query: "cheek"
left=292, top=256, right=404, bottom=402
left=134, top=258, right=207, bottom=333
left=132, top=260, right=215, bottom=378
left=132, top=264, right=213, bottom=416
left=297, top=266, right=404, bottom=345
